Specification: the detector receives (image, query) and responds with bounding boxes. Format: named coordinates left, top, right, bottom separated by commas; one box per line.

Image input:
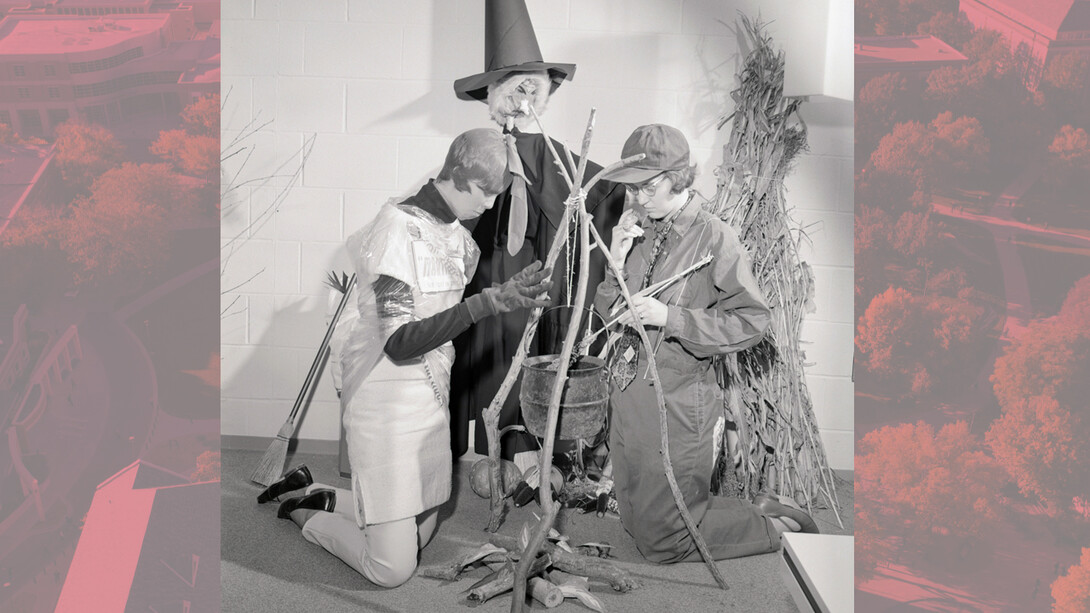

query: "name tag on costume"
left=411, top=240, right=464, bottom=293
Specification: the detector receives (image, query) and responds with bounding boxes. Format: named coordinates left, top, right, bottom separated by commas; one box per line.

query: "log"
left=419, top=548, right=508, bottom=581
left=488, top=534, right=641, bottom=593
left=466, top=554, right=552, bottom=604
left=529, top=577, right=564, bottom=608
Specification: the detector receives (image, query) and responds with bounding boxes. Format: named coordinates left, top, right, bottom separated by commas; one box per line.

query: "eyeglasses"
left=625, top=174, right=666, bottom=197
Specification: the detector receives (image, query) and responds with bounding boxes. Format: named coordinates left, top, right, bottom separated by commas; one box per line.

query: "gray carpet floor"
left=222, top=449, right=853, bottom=612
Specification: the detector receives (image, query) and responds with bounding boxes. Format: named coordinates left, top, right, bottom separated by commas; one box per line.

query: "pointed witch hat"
left=453, top=0, right=576, bottom=101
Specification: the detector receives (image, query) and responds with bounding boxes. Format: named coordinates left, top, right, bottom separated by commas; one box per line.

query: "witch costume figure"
left=256, top=128, right=552, bottom=587
left=596, top=124, right=819, bottom=564
left=450, top=0, right=626, bottom=461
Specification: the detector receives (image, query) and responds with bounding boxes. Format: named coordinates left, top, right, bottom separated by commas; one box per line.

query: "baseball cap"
left=601, top=124, right=690, bottom=183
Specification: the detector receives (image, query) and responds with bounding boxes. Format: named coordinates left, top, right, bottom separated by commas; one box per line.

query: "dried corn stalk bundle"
left=706, top=15, right=841, bottom=524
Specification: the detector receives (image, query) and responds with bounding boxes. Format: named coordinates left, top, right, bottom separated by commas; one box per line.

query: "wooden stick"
left=639, top=254, right=713, bottom=296
left=574, top=108, right=595, bottom=187
left=512, top=111, right=598, bottom=613
left=578, top=255, right=713, bottom=351
left=482, top=174, right=580, bottom=532
left=604, top=254, right=714, bottom=318
left=528, top=105, right=574, bottom=190
left=585, top=153, right=643, bottom=192
left=484, top=109, right=654, bottom=610
left=419, top=550, right=508, bottom=581
left=482, top=113, right=648, bottom=533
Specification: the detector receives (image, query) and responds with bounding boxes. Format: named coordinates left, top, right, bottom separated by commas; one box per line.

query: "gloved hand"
left=482, top=261, right=553, bottom=314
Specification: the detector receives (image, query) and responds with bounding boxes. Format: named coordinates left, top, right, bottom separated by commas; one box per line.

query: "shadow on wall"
left=222, top=252, right=349, bottom=445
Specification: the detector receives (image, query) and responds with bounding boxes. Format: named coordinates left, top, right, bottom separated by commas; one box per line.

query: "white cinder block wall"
left=221, top=0, right=854, bottom=470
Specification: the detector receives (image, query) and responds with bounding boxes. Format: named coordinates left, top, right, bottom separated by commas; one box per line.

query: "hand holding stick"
left=578, top=254, right=714, bottom=351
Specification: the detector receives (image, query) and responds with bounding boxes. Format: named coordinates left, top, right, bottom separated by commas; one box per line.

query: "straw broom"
left=706, top=15, right=842, bottom=524
left=250, top=272, right=357, bottom=486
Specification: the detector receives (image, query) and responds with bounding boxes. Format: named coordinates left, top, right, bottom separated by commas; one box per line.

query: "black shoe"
left=754, top=493, right=819, bottom=534
left=277, top=489, right=336, bottom=519
left=257, top=465, right=313, bottom=504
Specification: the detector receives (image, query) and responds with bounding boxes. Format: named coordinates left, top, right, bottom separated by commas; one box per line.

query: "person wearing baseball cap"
left=596, top=124, right=818, bottom=564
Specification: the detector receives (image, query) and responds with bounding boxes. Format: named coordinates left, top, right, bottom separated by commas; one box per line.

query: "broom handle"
left=286, top=274, right=358, bottom=424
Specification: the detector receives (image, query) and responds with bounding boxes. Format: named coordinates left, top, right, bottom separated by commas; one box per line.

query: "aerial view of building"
left=0, top=1, right=219, bottom=610
left=855, top=34, right=970, bottom=83
left=960, top=0, right=1090, bottom=87
left=55, top=461, right=218, bottom=613
left=0, top=5, right=217, bottom=138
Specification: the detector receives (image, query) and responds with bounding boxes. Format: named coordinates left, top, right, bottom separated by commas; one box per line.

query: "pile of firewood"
left=420, top=524, right=639, bottom=610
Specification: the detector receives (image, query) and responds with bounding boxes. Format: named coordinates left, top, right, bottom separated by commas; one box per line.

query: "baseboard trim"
left=222, top=437, right=855, bottom=479
left=221, top=434, right=340, bottom=456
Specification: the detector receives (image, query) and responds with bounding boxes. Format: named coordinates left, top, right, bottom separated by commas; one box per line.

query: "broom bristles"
left=250, top=421, right=295, bottom=486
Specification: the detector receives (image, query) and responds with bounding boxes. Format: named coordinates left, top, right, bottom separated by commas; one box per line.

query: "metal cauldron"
left=519, top=354, right=608, bottom=440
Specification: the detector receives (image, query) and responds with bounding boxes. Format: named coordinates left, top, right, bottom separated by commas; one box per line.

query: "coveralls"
left=594, top=195, right=779, bottom=563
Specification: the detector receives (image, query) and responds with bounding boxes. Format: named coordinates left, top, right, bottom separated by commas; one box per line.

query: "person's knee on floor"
left=638, top=539, right=691, bottom=564
left=359, top=516, right=422, bottom=588
left=363, top=554, right=417, bottom=588
left=626, top=513, right=693, bottom=564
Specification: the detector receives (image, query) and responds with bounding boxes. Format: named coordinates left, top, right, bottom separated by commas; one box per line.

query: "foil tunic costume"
left=334, top=187, right=479, bottom=527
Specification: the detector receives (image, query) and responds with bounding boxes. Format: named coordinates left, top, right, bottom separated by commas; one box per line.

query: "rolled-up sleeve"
left=662, top=230, right=770, bottom=358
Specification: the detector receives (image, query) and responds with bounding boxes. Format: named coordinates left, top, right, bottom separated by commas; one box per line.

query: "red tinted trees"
left=857, top=73, right=918, bottom=158
left=85, top=162, right=198, bottom=215
left=857, top=287, right=927, bottom=382
left=1039, top=53, right=1090, bottom=126
left=857, top=421, right=1005, bottom=543
left=871, top=120, right=934, bottom=181
left=856, top=0, right=956, bottom=36
left=891, top=208, right=936, bottom=259
left=181, top=93, right=219, bottom=137
left=988, top=280, right=1090, bottom=513
left=151, top=129, right=218, bottom=179
left=930, top=112, right=989, bottom=180
left=1058, top=274, right=1090, bottom=325
left=61, top=163, right=196, bottom=281
left=191, top=451, right=221, bottom=482
left=858, top=286, right=991, bottom=396
left=869, top=114, right=989, bottom=197
left=856, top=203, right=894, bottom=303
left=991, top=318, right=1090, bottom=414
left=1043, top=125, right=1090, bottom=198
left=151, top=94, right=220, bottom=182
left=53, top=120, right=125, bottom=193
left=986, top=396, right=1090, bottom=513
left=1052, top=548, right=1090, bottom=613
